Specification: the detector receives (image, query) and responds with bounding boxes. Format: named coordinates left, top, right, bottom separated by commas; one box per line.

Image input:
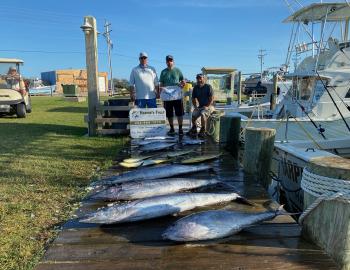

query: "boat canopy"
left=0, top=58, right=24, bottom=64
left=283, top=3, right=350, bottom=23
left=284, top=72, right=332, bottom=80
left=201, top=67, right=236, bottom=75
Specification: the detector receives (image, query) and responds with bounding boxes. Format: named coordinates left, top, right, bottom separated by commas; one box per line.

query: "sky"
left=0, top=0, right=326, bottom=80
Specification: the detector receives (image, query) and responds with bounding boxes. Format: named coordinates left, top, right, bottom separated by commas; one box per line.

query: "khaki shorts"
left=192, top=106, right=214, bottom=119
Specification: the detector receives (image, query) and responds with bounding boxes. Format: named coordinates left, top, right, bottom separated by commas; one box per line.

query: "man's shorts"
left=192, top=106, right=214, bottom=119
left=164, top=99, right=184, bottom=118
left=135, top=98, right=157, bottom=108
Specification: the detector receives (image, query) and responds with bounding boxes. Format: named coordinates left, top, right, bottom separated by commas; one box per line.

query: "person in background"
left=5, top=66, right=26, bottom=95
left=187, top=73, right=214, bottom=138
left=129, top=52, right=158, bottom=108
left=182, top=80, right=192, bottom=113
left=159, top=55, right=185, bottom=136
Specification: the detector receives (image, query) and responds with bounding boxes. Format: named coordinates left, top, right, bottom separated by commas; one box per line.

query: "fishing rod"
left=293, top=98, right=327, bottom=139
left=316, top=70, right=350, bottom=133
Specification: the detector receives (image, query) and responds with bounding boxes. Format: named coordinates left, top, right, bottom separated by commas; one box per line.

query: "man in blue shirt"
left=129, top=52, right=158, bottom=108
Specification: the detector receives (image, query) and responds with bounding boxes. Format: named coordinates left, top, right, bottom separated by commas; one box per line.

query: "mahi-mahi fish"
left=92, top=164, right=212, bottom=186
left=80, top=192, right=246, bottom=224
left=162, top=205, right=291, bottom=241
left=91, top=178, right=221, bottom=201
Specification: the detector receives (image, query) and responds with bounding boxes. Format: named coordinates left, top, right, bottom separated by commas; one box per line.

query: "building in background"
left=41, top=69, right=108, bottom=95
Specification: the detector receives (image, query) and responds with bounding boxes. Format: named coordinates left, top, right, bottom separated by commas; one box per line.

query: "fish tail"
left=235, top=195, right=254, bottom=206
left=276, top=205, right=301, bottom=216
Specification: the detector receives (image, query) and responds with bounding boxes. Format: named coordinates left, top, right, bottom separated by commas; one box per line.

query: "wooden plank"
left=37, top=254, right=336, bottom=270
left=41, top=241, right=335, bottom=266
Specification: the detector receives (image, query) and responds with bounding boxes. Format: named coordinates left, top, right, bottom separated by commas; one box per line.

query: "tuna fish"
left=92, top=164, right=212, bottom=186
left=139, top=142, right=176, bottom=152
left=163, top=206, right=290, bottom=242
left=80, top=192, right=245, bottom=224
left=91, top=178, right=221, bottom=201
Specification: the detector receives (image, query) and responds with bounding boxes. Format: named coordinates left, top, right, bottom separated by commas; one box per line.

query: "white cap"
left=139, top=52, right=148, bottom=58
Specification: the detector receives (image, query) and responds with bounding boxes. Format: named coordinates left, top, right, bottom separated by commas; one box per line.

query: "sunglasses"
left=166, top=59, right=173, bottom=62
left=140, top=56, right=147, bottom=60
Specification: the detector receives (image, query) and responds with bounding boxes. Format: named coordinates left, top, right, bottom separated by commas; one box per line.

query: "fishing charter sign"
left=129, top=108, right=167, bottom=138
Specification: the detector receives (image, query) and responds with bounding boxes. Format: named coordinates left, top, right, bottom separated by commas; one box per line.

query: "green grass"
left=0, top=97, right=127, bottom=270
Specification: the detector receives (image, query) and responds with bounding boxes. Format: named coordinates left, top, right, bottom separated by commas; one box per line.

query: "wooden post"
left=270, top=74, right=278, bottom=111
left=82, top=16, right=100, bottom=136
left=222, top=115, right=241, bottom=159
left=243, top=127, right=276, bottom=188
left=302, top=156, right=350, bottom=269
left=237, top=71, right=242, bottom=105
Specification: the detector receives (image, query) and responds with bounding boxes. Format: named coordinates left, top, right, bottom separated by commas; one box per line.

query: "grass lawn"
left=0, top=97, right=127, bottom=270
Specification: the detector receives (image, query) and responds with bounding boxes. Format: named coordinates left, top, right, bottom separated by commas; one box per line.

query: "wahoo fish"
left=167, top=150, right=194, bottom=158
left=80, top=192, right=245, bottom=224
left=144, top=136, right=175, bottom=140
left=122, top=155, right=154, bottom=163
left=134, top=139, right=177, bottom=146
left=182, top=139, right=204, bottom=145
left=163, top=206, right=291, bottom=242
left=181, top=154, right=221, bottom=164
left=92, top=164, right=212, bottom=186
left=141, top=158, right=168, bottom=166
left=91, top=178, right=221, bottom=201
left=139, top=142, right=176, bottom=152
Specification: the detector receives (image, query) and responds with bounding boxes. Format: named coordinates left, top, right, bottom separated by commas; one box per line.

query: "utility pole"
left=81, top=16, right=99, bottom=136
left=258, top=49, right=267, bottom=81
left=103, top=20, right=114, bottom=95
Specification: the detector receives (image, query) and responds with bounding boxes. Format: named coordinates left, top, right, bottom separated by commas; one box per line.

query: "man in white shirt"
left=129, top=52, right=158, bottom=108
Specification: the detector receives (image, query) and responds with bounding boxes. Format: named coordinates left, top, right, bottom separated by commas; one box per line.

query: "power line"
left=103, top=20, right=114, bottom=94
left=258, top=49, right=267, bottom=80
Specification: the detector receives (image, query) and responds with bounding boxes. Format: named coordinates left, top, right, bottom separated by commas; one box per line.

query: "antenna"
left=258, top=49, right=267, bottom=80
left=103, top=20, right=114, bottom=95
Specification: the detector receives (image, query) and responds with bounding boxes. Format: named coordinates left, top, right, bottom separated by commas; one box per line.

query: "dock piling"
left=243, top=127, right=276, bottom=187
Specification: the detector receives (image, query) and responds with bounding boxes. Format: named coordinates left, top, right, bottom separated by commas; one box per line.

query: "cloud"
left=146, top=0, right=284, bottom=9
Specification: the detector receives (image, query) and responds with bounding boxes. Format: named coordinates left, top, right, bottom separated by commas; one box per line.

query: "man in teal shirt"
left=159, top=55, right=185, bottom=136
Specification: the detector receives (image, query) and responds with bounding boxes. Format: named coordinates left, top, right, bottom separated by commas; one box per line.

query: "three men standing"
left=129, top=52, right=214, bottom=138
left=159, top=55, right=185, bottom=136
left=129, top=52, right=158, bottom=108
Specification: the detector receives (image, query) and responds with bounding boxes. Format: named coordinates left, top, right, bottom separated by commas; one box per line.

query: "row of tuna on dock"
left=80, top=136, right=293, bottom=242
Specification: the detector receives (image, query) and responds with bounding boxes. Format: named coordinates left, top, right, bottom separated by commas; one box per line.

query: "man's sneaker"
left=198, top=128, right=206, bottom=138
left=167, top=129, right=176, bottom=136
left=179, top=128, right=184, bottom=136
left=186, top=127, right=197, bottom=136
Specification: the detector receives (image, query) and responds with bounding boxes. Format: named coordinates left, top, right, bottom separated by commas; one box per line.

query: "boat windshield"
left=291, top=76, right=327, bottom=102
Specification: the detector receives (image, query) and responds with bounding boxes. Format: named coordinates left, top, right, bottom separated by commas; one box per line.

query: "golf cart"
left=0, top=58, right=31, bottom=118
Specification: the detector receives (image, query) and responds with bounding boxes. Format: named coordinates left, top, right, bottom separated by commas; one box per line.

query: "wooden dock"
left=36, top=141, right=337, bottom=270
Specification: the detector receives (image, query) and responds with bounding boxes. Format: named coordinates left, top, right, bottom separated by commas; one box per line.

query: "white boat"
left=29, top=78, right=56, bottom=95
left=220, top=3, right=350, bottom=142
left=270, top=2, right=350, bottom=212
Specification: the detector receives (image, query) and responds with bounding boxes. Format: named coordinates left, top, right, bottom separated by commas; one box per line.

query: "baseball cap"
left=139, top=52, right=148, bottom=58
left=166, top=55, right=174, bottom=61
left=9, top=66, right=17, bottom=71
left=196, top=73, right=204, bottom=78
